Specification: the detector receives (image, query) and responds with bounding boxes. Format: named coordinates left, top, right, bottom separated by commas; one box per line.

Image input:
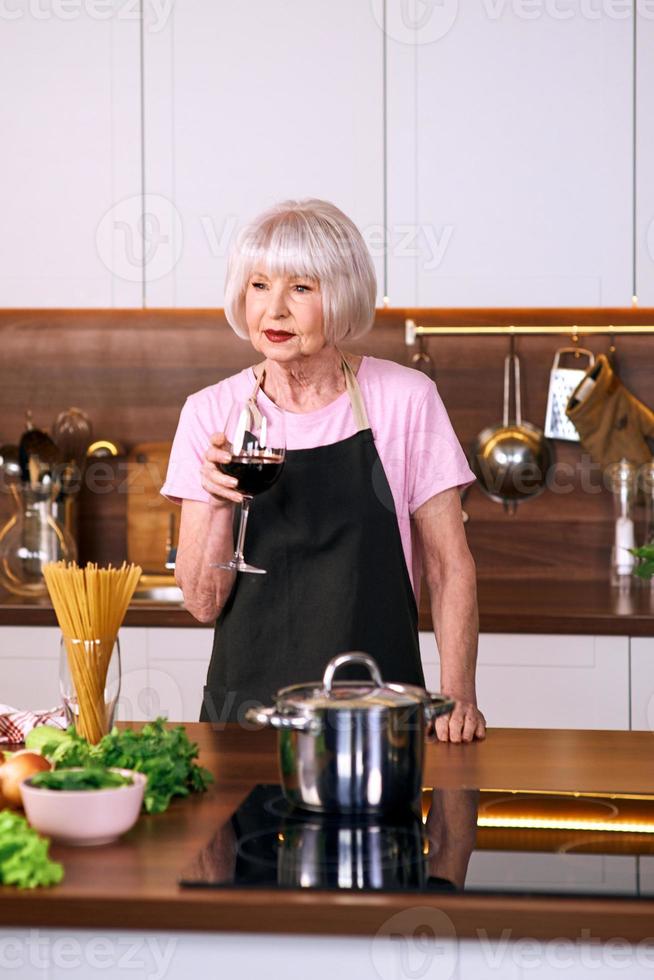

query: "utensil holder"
left=0, top=484, right=76, bottom=596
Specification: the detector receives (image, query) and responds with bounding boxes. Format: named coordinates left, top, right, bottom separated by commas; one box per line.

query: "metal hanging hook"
left=410, top=334, right=436, bottom=380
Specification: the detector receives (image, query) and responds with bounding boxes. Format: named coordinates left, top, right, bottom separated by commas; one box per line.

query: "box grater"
left=544, top=347, right=595, bottom=441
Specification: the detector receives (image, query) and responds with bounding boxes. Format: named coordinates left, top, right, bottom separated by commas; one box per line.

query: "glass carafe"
left=0, top=485, right=77, bottom=596
left=640, top=461, right=654, bottom=547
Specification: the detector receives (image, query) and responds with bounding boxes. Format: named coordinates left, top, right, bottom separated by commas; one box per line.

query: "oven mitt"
left=566, top=354, right=654, bottom=468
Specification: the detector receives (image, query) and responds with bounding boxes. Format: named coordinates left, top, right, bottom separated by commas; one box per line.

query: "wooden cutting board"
left=126, top=442, right=179, bottom=573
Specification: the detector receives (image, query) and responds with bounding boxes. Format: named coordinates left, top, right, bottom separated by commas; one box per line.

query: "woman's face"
left=245, top=270, right=326, bottom=362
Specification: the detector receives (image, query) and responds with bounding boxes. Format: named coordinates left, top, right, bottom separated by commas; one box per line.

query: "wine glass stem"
left=234, top=496, right=253, bottom=562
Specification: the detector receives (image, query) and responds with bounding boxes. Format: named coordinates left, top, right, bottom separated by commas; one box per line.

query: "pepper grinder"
left=606, top=459, right=637, bottom=588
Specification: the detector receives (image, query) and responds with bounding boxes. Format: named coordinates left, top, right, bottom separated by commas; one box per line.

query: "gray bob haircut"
left=224, top=199, right=377, bottom=344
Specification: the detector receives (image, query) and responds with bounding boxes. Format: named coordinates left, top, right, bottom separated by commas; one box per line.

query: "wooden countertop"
left=2, top=578, right=654, bottom=635
left=2, top=724, right=654, bottom=940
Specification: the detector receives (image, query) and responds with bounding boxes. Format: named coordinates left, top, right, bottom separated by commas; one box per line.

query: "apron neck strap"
left=249, top=350, right=369, bottom=432
left=338, top=349, right=369, bottom=431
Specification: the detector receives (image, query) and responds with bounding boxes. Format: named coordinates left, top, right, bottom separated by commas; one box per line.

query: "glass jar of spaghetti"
left=59, top=637, right=121, bottom=743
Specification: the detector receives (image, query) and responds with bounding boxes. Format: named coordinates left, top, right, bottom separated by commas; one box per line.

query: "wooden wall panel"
left=1, top=309, right=652, bottom=581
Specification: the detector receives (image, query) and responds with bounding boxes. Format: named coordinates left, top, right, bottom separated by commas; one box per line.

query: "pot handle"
left=423, top=694, right=456, bottom=722
left=322, top=651, right=384, bottom=692
left=245, top=705, right=318, bottom=733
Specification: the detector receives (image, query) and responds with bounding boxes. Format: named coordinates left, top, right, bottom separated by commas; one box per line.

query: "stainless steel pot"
left=245, top=652, right=455, bottom=815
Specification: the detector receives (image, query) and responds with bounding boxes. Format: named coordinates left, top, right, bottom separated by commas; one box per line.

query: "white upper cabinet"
left=386, top=4, right=633, bottom=307
left=143, top=0, right=385, bottom=307
left=0, top=4, right=142, bottom=307
left=637, top=13, right=654, bottom=305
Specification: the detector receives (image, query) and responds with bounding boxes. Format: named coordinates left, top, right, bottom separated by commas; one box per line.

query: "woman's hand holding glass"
left=201, top=432, right=247, bottom=506
left=207, top=400, right=286, bottom=575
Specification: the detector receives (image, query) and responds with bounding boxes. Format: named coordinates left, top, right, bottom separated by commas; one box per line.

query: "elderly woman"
left=162, top=199, right=485, bottom=742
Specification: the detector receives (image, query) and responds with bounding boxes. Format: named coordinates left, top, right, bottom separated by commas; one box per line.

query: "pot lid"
left=277, top=652, right=428, bottom=710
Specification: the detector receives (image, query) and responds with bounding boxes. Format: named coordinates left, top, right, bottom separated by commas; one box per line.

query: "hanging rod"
left=405, top=319, right=654, bottom=345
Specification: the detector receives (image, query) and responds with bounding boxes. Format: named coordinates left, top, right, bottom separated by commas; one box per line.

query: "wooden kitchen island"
left=2, top=724, right=654, bottom=947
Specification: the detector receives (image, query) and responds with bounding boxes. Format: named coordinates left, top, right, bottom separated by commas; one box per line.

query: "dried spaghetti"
left=43, top=561, right=142, bottom=743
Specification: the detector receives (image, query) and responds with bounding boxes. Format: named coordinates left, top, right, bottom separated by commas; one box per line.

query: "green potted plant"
left=631, top=544, right=654, bottom=580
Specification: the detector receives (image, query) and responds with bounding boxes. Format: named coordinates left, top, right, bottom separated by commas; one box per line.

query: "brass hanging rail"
left=405, top=319, right=654, bottom=345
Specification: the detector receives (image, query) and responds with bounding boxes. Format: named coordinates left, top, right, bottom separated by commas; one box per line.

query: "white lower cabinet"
left=0, top=626, right=642, bottom=729
left=113, top=627, right=214, bottom=724
left=0, top=626, right=213, bottom=724
left=629, top=639, right=654, bottom=733
left=145, top=628, right=213, bottom=724
left=420, top=632, right=631, bottom=731
left=0, top=626, right=61, bottom=710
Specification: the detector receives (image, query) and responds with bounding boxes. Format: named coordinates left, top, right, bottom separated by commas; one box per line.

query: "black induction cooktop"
left=179, top=784, right=654, bottom=899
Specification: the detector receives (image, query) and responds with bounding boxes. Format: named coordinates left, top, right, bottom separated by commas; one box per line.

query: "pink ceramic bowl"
left=20, top=768, right=146, bottom=846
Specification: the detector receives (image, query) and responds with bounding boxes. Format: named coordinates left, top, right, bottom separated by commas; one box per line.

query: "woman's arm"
left=175, top=500, right=236, bottom=623
left=412, top=487, right=486, bottom=742
left=174, top=432, right=245, bottom=623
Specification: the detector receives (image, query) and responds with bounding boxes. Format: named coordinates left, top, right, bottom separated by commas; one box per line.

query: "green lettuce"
left=0, top=810, right=63, bottom=889
left=27, top=718, right=213, bottom=814
left=29, top=768, right=133, bottom=791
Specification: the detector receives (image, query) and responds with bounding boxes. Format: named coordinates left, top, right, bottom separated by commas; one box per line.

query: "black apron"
left=200, top=353, right=424, bottom=725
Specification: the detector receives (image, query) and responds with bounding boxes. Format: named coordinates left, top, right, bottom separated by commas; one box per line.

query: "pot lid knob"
left=322, top=652, right=384, bottom=693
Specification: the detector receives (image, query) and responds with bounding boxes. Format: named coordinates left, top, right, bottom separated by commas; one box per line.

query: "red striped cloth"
left=0, top=705, right=68, bottom=745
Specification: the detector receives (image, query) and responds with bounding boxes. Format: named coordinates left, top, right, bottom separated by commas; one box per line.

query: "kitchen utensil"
left=18, top=414, right=61, bottom=489
left=126, top=443, right=179, bottom=573
left=20, top=767, right=146, bottom=846
left=544, top=347, right=595, bottom=441
left=164, top=513, right=177, bottom=569
left=566, top=354, right=654, bottom=469
left=410, top=335, right=435, bottom=381
left=246, top=651, right=455, bottom=815
left=470, top=353, right=554, bottom=514
left=0, top=445, right=21, bottom=487
left=87, top=439, right=124, bottom=457
left=0, top=484, right=76, bottom=596
left=52, top=407, right=92, bottom=493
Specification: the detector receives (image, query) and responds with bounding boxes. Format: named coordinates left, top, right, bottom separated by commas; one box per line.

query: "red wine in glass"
left=211, top=399, right=286, bottom=574
left=219, top=452, right=284, bottom=497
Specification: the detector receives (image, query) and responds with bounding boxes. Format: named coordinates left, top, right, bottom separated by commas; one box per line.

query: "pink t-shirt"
left=161, top=356, right=475, bottom=598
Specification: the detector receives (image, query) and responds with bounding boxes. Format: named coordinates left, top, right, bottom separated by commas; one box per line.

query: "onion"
left=0, top=751, right=51, bottom=807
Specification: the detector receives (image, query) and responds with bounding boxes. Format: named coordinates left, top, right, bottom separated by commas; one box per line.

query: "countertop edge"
left=1, top=606, right=653, bottom=636
left=1, top=891, right=654, bottom=942
left=3, top=578, right=654, bottom=635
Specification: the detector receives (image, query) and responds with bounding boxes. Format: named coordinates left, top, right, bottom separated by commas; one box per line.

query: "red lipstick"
left=264, top=330, right=294, bottom=344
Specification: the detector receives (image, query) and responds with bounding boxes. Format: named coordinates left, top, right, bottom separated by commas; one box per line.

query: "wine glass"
left=212, top=399, right=286, bottom=574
